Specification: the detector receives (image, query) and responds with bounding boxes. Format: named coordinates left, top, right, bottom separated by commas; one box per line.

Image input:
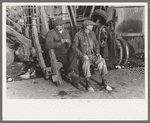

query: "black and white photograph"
left=2, top=2, right=148, bottom=120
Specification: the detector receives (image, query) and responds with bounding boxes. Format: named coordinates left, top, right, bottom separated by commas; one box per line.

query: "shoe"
left=87, top=87, right=95, bottom=92
left=101, top=79, right=112, bottom=91
left=85, top=78, right=95, bottom=92
left=69, top=71, right=84, bottom=91
left=74, top=83, right=85, bottom=91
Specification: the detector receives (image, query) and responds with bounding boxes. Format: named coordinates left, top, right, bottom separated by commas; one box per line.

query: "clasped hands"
left=83, top=54, right=101, bottom=60
left=83, top=54, right=102, bottom=65
left=58, top=39, right=71, bottom=47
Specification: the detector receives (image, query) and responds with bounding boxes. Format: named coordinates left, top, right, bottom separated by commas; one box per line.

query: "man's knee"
left=83, top=57, right=90, bottom=64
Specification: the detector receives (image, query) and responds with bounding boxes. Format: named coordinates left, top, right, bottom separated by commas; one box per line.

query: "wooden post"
left=32, top=17, right=51, bottom=79
left=39, top=6, right=63, bottom=85
left=89, top=6, right=95, bottom=18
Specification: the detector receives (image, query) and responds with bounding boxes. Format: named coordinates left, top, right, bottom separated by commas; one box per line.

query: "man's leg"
left=81, top=57, right=94, bottom=92
left=97, top=58, right=112, bottom=91
left=66, top=48, right=84, bottom=90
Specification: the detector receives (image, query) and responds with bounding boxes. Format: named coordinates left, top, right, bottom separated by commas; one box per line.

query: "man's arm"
left=45, top=31, right=61, bottom=50
left=62, top=29, right=71, bottom=47
left=92, top=31, right=100, bottom=56
left=72, top=33, right=84, bottom=57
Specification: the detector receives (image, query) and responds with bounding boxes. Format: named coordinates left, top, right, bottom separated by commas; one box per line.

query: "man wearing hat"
left=72, top=20, right=112, bottom=92
left=45, top=18, right=84, bottom=90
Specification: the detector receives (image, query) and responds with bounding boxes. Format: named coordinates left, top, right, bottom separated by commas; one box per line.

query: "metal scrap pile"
left=6, top=62, right=43, bottom=82
left=127, top=52, right=145, bottom=68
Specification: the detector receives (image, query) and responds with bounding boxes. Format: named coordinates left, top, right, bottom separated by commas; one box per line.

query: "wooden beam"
left=118, top=33, right=144, bottom=37
left=6, top=25, right=32, bottom=47
left=39, top=6, right=63, bottom=85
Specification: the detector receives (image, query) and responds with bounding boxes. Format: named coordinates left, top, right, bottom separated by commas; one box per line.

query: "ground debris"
left=7, top=62, right=43, bottom=81
left=127, top=53, right=144, bottom=68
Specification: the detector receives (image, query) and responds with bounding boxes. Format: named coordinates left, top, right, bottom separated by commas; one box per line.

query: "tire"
left=92, top=9, right=108, bottom=24
left=117, top=38, right=130, bottom=66
left=97, top=25, right=108, bottom=47
left=6, top=47, right=15, bottom=67
left=116, top=39, right=123, bottom=65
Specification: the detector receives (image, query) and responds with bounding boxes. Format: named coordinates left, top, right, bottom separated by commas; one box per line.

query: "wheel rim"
left=116, top=39, right=123, bottom=65
left=97, top=25, right=108, bottom=47
left=117, top=38, right=130, bottom=66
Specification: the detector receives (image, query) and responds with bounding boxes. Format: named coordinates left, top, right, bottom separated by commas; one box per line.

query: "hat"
left=82, top=20, right=99, bottom=27
left=54, top=18, right=65, bottom=26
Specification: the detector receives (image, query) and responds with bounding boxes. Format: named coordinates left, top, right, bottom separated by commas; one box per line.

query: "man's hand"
left=60, top=39, right=66, bottom=44
left=96, top=54, right=102, bottom=58
left=61, top=39, right=71, bottom=47
left=83, top=55, right=89, bottom=60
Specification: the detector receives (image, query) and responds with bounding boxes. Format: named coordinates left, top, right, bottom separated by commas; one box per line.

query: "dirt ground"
left=6, top=66, right=145, bottom=99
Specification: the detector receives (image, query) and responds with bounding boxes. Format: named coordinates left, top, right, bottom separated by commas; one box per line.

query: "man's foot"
left=85, top=77, right=95, bottom=92
left=67, top=71, right=84, bottom=91
left=101, top=79, right=112, bottom=91
left=74, top=83, right=85, bottom=91
left=87, top=87, right=95, bottom=92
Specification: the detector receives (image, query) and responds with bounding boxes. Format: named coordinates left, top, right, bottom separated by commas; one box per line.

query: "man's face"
left=86, top=25, right=93, bottom=31
left=55, top=24, right=64, bottom=31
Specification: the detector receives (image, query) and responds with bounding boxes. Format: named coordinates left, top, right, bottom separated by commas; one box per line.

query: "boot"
left=101, top=79, right=112, bottom=91
left=67, top=71, right=84, bottom=91
left=85, top=77, right=94, bottom=92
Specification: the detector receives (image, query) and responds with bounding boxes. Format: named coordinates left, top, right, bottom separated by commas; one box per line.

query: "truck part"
left=116, top=39, right=123, bottom=65
left=92, top=9, right=108, bottom=24
left=6, top=47, right=15, bottom=67
left=117, top=38, right=130, bottom=65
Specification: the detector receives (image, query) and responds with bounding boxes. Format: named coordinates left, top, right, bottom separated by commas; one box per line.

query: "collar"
left=81, top=29, right=91, bottom=37
left=54, top=27, right=64, bottom=34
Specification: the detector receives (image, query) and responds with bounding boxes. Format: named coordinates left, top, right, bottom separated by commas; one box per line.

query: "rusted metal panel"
left=115, top=7, right=144, bottom=34
left=114, top=7, right=145, bottom=53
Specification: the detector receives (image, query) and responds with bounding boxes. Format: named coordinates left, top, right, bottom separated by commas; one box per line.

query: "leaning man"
left=45, top=18, right=84, bottom=90
left=72, top=20, right=112, bottom=92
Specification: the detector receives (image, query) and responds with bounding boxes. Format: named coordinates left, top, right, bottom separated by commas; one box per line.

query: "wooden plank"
left=32, top=18, right=47, bottom=75
left=120, top=33, right=144, bottom=37
left=49, top=49, right=63, bottom=85
left=6, top=25, right=32, bottom=47
left=89, top=6, right=95, bottom=18
left=39, top=6, right=63, bottom=85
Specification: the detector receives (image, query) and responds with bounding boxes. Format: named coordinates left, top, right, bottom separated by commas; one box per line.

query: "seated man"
left=72, top=20, right=112, bottom=92
left=45, top=18, right=84, bottom=90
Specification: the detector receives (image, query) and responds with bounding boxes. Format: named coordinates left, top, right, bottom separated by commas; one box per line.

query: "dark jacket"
left=45, top=28, right=71, bottom=64
left=72, top=29, right=100, bottom=57
left=45, top=28, right=71, bottom=51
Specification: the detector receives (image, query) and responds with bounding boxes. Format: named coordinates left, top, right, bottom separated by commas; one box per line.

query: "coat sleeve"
left=92, top=31, right=100, bottom=55
left=45, top=30, right=58, bottom=50
left=72, top=33, right=84, bottom=57
left=65, top=29, right=71, bottom=40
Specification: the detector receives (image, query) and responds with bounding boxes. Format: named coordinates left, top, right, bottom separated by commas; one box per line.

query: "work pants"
left=81, top=55, right=108, bottom=79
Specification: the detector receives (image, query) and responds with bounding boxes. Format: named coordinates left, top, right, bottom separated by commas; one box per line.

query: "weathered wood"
left=6, top=16, right=22, bottom=32
left=6, top=25, right=32, bottom=48
left=49, top=49, right=63, bottom=85
left=89, top=6, right=95, bottom=18
left=39, top=6, right=63, bottom=85
left=119, top=33, right=144, bottom=37
left=67, top=6, right=78, bottom=38
left=32, top=18, right=48, bottom=75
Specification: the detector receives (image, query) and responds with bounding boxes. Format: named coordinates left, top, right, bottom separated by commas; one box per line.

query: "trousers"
left=81, top=55, right=108, bottom=79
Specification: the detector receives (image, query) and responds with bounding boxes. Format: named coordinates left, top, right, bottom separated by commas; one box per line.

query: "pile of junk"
left=6, top=5, right=145, bottom=84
